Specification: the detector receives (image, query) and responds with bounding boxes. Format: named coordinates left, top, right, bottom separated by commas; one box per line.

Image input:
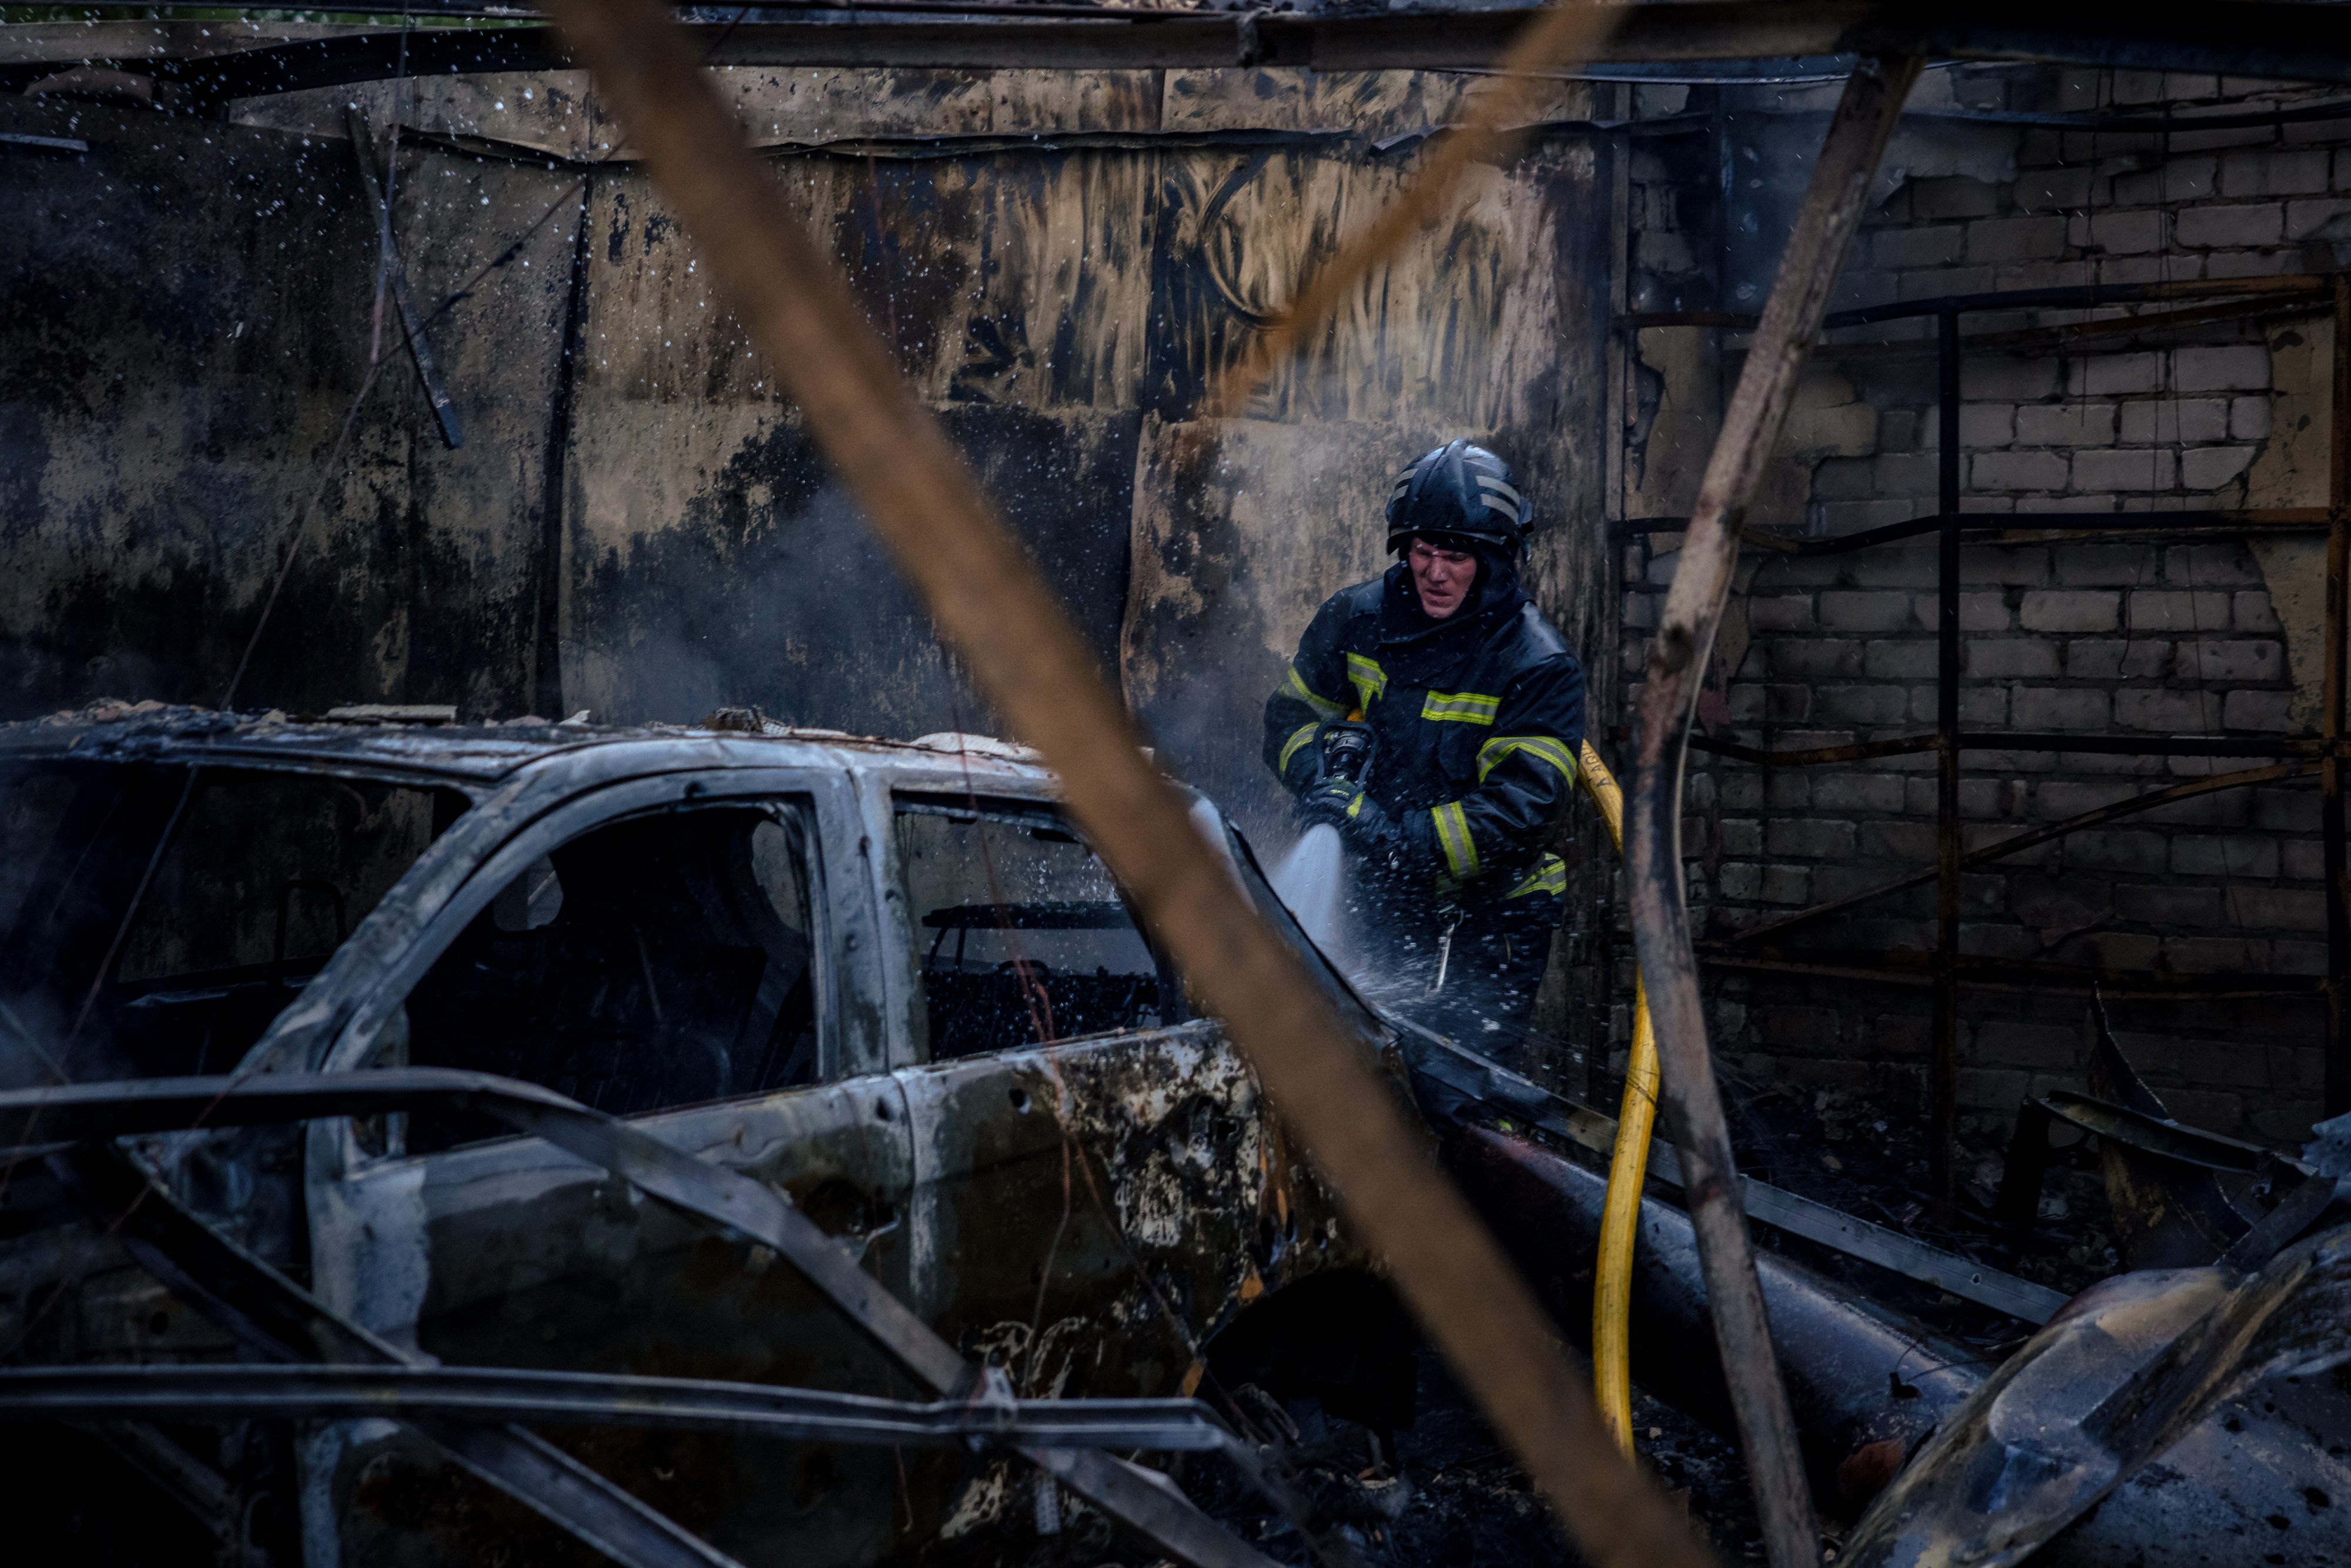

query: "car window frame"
left=314, top=768, right=862, bottom=1171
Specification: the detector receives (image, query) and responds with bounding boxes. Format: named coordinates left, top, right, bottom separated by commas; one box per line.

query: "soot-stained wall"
left=1, top=62, right=1614, bottom=860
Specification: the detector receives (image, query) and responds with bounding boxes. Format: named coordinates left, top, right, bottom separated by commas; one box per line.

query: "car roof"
left=0, top=702, right=1060, bottom=796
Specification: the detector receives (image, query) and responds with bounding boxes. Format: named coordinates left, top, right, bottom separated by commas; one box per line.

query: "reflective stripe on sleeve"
left=1421, top=689, right=1501, bottom=725
left=1345, top=652, right=1388, bottom=711
left=1476, top=733, right=1580, bottom=785
left=1284, top=665, right=1347, bottom=719
left=1505, top=853, right=1568, bottom=900
left=1431, top=801, right=1479, bottom=880
left=1277, top=723, right=1322, bottom=775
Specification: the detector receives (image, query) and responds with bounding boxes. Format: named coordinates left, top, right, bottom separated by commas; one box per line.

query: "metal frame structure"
left=1627, top=272, right=2351, bottom=1215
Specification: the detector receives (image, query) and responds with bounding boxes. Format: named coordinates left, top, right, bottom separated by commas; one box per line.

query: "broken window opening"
left=894, top=794, right=1164, bottom=1060
left=399, top=799, right=824, bottom=1152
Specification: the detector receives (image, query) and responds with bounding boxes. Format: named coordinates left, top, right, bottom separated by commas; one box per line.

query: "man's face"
left=1408, top=537, right=1478, bottom=619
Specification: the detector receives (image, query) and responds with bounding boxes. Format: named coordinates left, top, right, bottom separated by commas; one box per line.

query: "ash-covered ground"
left=1163, top=1075, right=2135, bottom=1567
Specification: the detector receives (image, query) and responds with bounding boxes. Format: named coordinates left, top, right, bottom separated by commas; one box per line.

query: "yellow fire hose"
left=1575, top=740, right=1658, bottom=1458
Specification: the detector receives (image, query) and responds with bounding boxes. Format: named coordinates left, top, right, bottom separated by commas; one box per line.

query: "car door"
left=299, top=766, right=924, bottom=1568
left=878, top=783, right=1364, bottom=1541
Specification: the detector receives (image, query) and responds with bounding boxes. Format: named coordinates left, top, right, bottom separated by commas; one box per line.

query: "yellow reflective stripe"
left=1277, top=722, right=1322, bottom=775
left=1506, top=853, right=1568, bottom=899
left=1345, top=793, right=1366, bottom=820
left=1431, top=801, right=1479, bottom=879
left=1477, top=733, right=1581, bottom=785
left=1345, top=652, right=1388, bottom=711
left=1421, top=689, right=1501, bottom=725
left=1284, top=665, right=1346, bottom=719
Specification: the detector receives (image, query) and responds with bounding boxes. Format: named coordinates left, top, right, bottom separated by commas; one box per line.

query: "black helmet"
left=1384, top=439, right=1532, bottom=554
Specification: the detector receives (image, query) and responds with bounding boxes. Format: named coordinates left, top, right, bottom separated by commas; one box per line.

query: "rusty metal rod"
left=1627, top=52, right=1924, bottom=1568
left=520, top=1, right=1708, bottom=1564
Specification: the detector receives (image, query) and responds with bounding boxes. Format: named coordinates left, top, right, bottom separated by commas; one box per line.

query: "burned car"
left=0, top=707, right=1382, bottom=1567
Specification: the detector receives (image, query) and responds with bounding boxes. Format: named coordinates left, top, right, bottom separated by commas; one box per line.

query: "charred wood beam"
left=20, top=2, right=2351, bottom=104
left=0, top=1364, right=1236, bottom=1450
left=52, top=1145, right=752, bottom=1568
left=1627, top=53, right=1924, bottom=1568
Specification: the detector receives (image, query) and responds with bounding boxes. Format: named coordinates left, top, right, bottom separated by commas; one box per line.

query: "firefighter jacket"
left=1263, top=558, right=1585, bottom=908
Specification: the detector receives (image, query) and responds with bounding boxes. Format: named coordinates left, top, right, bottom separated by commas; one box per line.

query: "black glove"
left=1299, top=779, right=1401, bottom=857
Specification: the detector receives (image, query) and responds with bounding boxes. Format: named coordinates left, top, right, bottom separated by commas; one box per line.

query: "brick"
left=1865, top=638, right=1937, bottom=679
left=1769, top=638, right=1863, bottom=677
left=2015, top=494, right=2121, bottom=514
left=2182, top=445, right=2257, bottom=490
left=2080, top=351, right=2163, bottom=396
left=2021, top=589, right=2121, bottom=632
left=1872, top=452, right=1938, bottom=494
left=1767, top=819, right=1859, bottom=860
left=2010, top=686, right=2110, bottom=729
left=1972, top=450, right=2069, bottom=491
left=2172, top=835, right=2281, bottom=877
left=2115, top=883, right=2225, bottom=924
left=1897, top=266, right=1995, bottom=303
left=1975, top=1021, right=2083, bottom=1071
left=1958, top=402, right=2016, bottom=449
left=2066, top=830, right=2170, bottom=873
left=1970, top=215, right=2068, bottom=262
left=2069, top=635, right=2172, bottom=677
left=2223, top=689, right=2296, bottom=732
left=2069, top=209, right=2165, bottom=254
left=2224, top=886, right=2327, bottom=932
left=2188, top=638, right=2284, bottom=682
left=1760, top=684, right=1809, bottom=722
left=2172, top=344, right=2273, bottom=391
left=1817, top=684, right=1912, bottom=724
left=2165, top=937, right=2269, bottom=976
left=2072, top=448, right=2178, bottom=490
left=1811, top=456, right=1876, bottom=500
left=2221, top=148, right=2330, bottom=195
left=1874, top=225, right=1967, bottom=268
left=1956, top=545, right=2052, bottom=587
left=2055, top=545, right=2158, bottom=587
left=2015, top=403, right=2116, bottom=447
left=1722, top=773, right=1764, bottom=811
left=1717, top=819, right=1762, bottom=858
left=2119, top=397, right=2228, bottom=444
left=1818, top=591, right=1915, bottom=632
left=1861, top=820, right=1936, bottom=860
left=2116, top=687, right=2221, bottom=731
left=1964, top=638, right=2061, bottom=678
left=1747, top=594, right=1816, bottom=631
left=2176, top=203, right=2283, bottom=249
left=1848, top=550, right=1941, bottom=590
left=1955, top=592, right=2011, bottom=632
left=1760, top=865, right=1810, bottom=904
left=1766, top=772, right=1812, bottom=811
left=1811, top=772, right=1907, bottom=813
left=2286, top=197, right=2351, bottom=240
left=2162, top=544, right=2264, bottom=587
left=1960, top=357, right=2061, bottom=401
left=2233, top=590, right=2283, bottom=632
left=1911, top=176, right=2001, bottom=219
left=2229, top=396, right=2273, bottom=441
left=2128, top=589, right=2232, bottom=630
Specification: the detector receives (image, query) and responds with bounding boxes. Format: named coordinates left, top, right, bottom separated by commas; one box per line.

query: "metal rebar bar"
left=2329, top=276, right=2350, bottom=1119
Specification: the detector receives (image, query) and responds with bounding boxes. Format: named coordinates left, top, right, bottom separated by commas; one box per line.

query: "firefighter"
left=1262, top=438, right=1585, bottom=1051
